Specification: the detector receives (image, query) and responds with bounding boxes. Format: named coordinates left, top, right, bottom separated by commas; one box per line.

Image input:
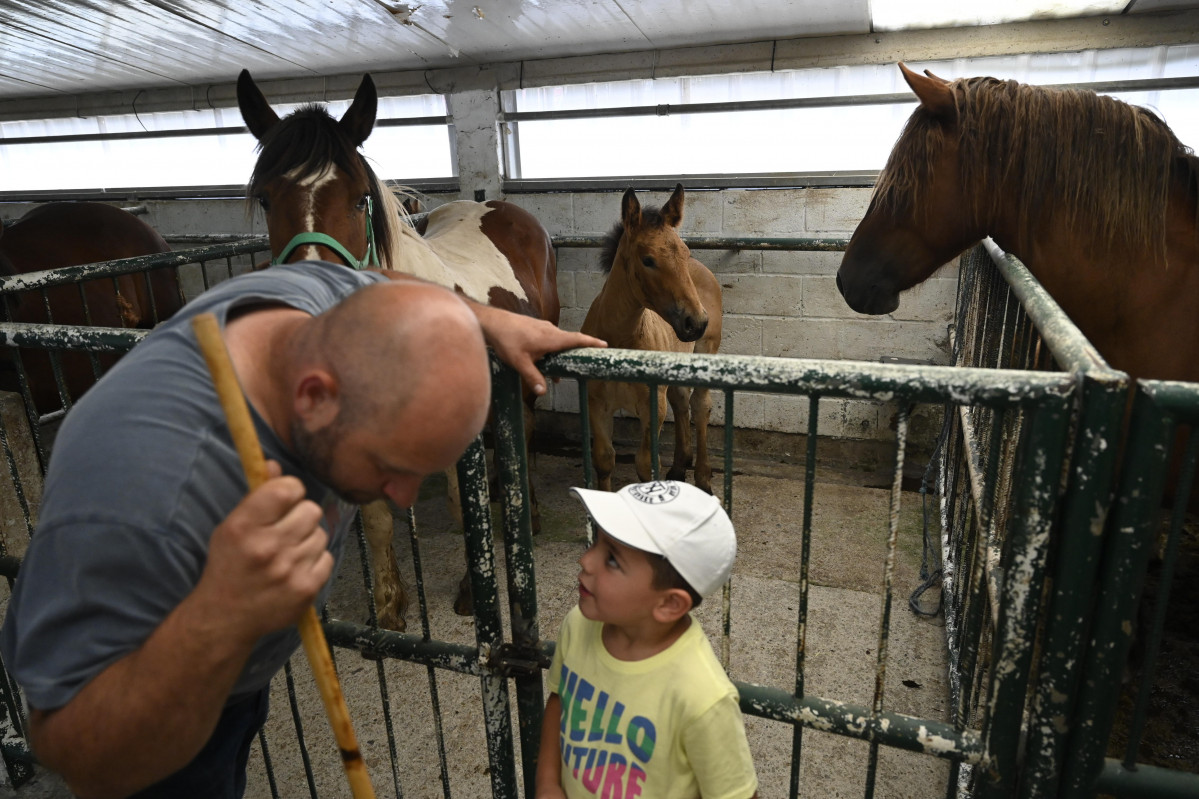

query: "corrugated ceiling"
left=0, top=0, right=1195, bottom=104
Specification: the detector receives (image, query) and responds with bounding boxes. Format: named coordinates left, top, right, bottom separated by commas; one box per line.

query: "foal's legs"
left=588, top=383, right=618, bottom=491
left=634, top=384, right=670, bottom=484
left=666, top=384, right=693, bottom=483
left=362, top=499, right=408, bottom=631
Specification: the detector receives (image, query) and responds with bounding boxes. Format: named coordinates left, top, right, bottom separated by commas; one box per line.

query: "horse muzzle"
left=836, top=270, right=900, bottom=316
left=670, top=312, right=708, bottom=343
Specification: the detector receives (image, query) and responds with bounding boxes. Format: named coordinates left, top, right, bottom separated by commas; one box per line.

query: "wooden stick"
left=191, top=312, right=375, bottom=799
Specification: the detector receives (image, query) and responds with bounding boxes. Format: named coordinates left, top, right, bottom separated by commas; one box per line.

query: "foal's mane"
left=247, top=105, right=399, bottom=262
left=599, top=206, right=668, bottom=274
left=873, top=76, right=1199, bottom=263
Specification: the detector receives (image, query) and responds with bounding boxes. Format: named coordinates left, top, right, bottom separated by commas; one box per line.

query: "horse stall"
left=1, top=214, right=1193, bottom=799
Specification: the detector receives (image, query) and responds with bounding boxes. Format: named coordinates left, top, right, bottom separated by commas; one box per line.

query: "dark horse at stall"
left=837, top=62, right=1199, bottom=386
left=0, top=202, right=183, bottom=413
left=236, top=68, right=561, bottom=631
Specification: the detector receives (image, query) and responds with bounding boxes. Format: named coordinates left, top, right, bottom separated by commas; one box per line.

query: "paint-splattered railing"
left=947, top=242, right=1130, bottom=799
left=1062, top=379, right=1199, bottom=799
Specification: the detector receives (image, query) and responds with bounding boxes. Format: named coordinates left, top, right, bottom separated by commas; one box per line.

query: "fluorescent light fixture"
left=871, top=0, right=1127, bottom=31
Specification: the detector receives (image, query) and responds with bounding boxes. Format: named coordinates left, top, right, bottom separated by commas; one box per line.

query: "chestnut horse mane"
left=599, top=205, right=668, bottom=274
left=245, top=104, right=402, bottom=262
left=873, top=76, right=1199, bottom=265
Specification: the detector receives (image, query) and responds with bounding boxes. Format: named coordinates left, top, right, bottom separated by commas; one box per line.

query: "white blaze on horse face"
left=283, top=164, right=339, bottom=262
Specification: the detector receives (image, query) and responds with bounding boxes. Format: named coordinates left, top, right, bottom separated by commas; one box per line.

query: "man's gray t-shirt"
left=0, top=262, right=387, bottom=710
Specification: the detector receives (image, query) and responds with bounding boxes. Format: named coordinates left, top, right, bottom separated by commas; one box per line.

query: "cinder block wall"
left=507, top=187, right=956, bottom=444
left=3, top=187, right=957, bottom=445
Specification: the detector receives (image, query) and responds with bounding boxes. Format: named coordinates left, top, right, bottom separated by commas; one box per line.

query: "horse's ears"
left=898, top=62, right=955, bottom=122
left=621, top=188, right=642, bottom=229
left=340, top=74, right=378, bottom=148
left=662, top=183, right=685, bottom=228
left=237, top=69, right=281, bottom=141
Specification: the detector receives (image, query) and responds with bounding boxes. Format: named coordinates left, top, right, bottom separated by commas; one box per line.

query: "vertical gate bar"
left=1060, top=386, right=1175, bottom=798
left=408, top=507, right=454, bottom=798
left=489, top=360, right=545, bottom=797
left=0, top=407, right=35, bottom=547
left=976, top=399, right=1070, bottom=799
left=721, top=389, right=735, bottom=667
left=0, top=647, right=33, bottom=788
left=8, top=348, right=49, bottom=468
left=1020, top=375, right=1126, bottom=799
left=350, top=513, right=408, bottom=798
left=282, top=659, right=321, bottom=799
left=256, top=728, right=282, bottom=799
left=457, top=437, right=519, bottom=799
left=83, top=282, right=105, bottom=382
left=789, top=395, right=819, bottom=799
left=649, top=382, right=660, bottom=480
left=140, top=270, right=159, bottom=324
left=723, top=389, right=735, bottom=510
left=956, top=405, right=1008, bottom=730
left=1122, top=427, right=1198, bottom=769
left=863, top=404, right=910, bottom=799
left=580, top=379, right=595, bottom=492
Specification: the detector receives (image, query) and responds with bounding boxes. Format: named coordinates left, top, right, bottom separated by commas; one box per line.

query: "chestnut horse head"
left=236, top=69, right=559, bottom=322
left=237, top=69, right=397, bottom=271
left=599, top=184, right=710, bottom=342
left=837, top=62, right=1199, bottom=384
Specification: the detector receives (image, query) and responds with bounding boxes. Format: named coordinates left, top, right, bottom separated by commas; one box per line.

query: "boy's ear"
left=653, top=588, right=693, bottom=623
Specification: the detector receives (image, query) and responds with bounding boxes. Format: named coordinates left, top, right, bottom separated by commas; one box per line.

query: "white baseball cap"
left=569, top=480, right=736, bottom=598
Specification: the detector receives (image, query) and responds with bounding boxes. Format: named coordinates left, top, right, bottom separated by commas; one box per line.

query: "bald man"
left=0, top=261, right=602, bottom=799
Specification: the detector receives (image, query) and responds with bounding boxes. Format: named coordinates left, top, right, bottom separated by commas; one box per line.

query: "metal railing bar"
left=1094, top=757, right=1199, bottom=798
left=541, top=349, right=1076, bottom=408
left=553, top=234, right=849, bottom=251
left=0, top=240, right=268, bottom=293
left=983, top=239, right=1117, bottom=378
left=738, top=682, right=985, bottom=764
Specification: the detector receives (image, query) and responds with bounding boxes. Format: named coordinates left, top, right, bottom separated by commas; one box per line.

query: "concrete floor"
left=2, top=438, right=953, bottom=799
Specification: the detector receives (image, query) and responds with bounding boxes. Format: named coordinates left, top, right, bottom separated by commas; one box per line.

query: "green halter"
left=270, top=195, right=379, bottom=270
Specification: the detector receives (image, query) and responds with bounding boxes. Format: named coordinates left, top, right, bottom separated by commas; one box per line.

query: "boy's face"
left=577, top=527, right=665, bottom=625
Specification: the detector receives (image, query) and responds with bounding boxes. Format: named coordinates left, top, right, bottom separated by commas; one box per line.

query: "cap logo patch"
left=627, top=481, right=680, bottom=504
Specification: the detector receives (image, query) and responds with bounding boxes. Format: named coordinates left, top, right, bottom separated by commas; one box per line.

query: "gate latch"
left=489, top=642, right=551, bottom=677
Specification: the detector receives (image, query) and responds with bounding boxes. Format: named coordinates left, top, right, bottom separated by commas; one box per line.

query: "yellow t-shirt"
left=548, top=606, right=758, bottom=799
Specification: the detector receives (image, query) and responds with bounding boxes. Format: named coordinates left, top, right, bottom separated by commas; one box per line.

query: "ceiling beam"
left=0, top=9, right=1194, bottom=123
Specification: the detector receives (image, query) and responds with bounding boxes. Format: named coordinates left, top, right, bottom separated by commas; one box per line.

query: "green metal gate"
left=0, top=236, right=1196, bottom=798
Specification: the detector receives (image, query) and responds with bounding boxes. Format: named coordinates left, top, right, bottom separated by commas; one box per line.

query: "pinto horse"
left=837, top=63, right=1199, bottom=387
left=0, top=202, right=182, bottom=413
left=582, top=184, right=722, bottom=492
left=237, top=69, right=560, bottom=630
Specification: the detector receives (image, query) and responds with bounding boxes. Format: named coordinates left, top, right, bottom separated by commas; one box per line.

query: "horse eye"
left=356, top=194, right=369, bottom=212
left=641, top=256, right=657, bottom=269
left=257, top=196, right=271, bottom=212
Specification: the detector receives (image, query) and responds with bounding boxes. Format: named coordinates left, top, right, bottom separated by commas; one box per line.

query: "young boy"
left=536, top=480, right=758, bottom=799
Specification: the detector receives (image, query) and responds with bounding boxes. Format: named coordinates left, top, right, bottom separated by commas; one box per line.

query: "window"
left=503, top=45, right=1199, bottom=181
left=0, top=95, right=450, bottom=193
